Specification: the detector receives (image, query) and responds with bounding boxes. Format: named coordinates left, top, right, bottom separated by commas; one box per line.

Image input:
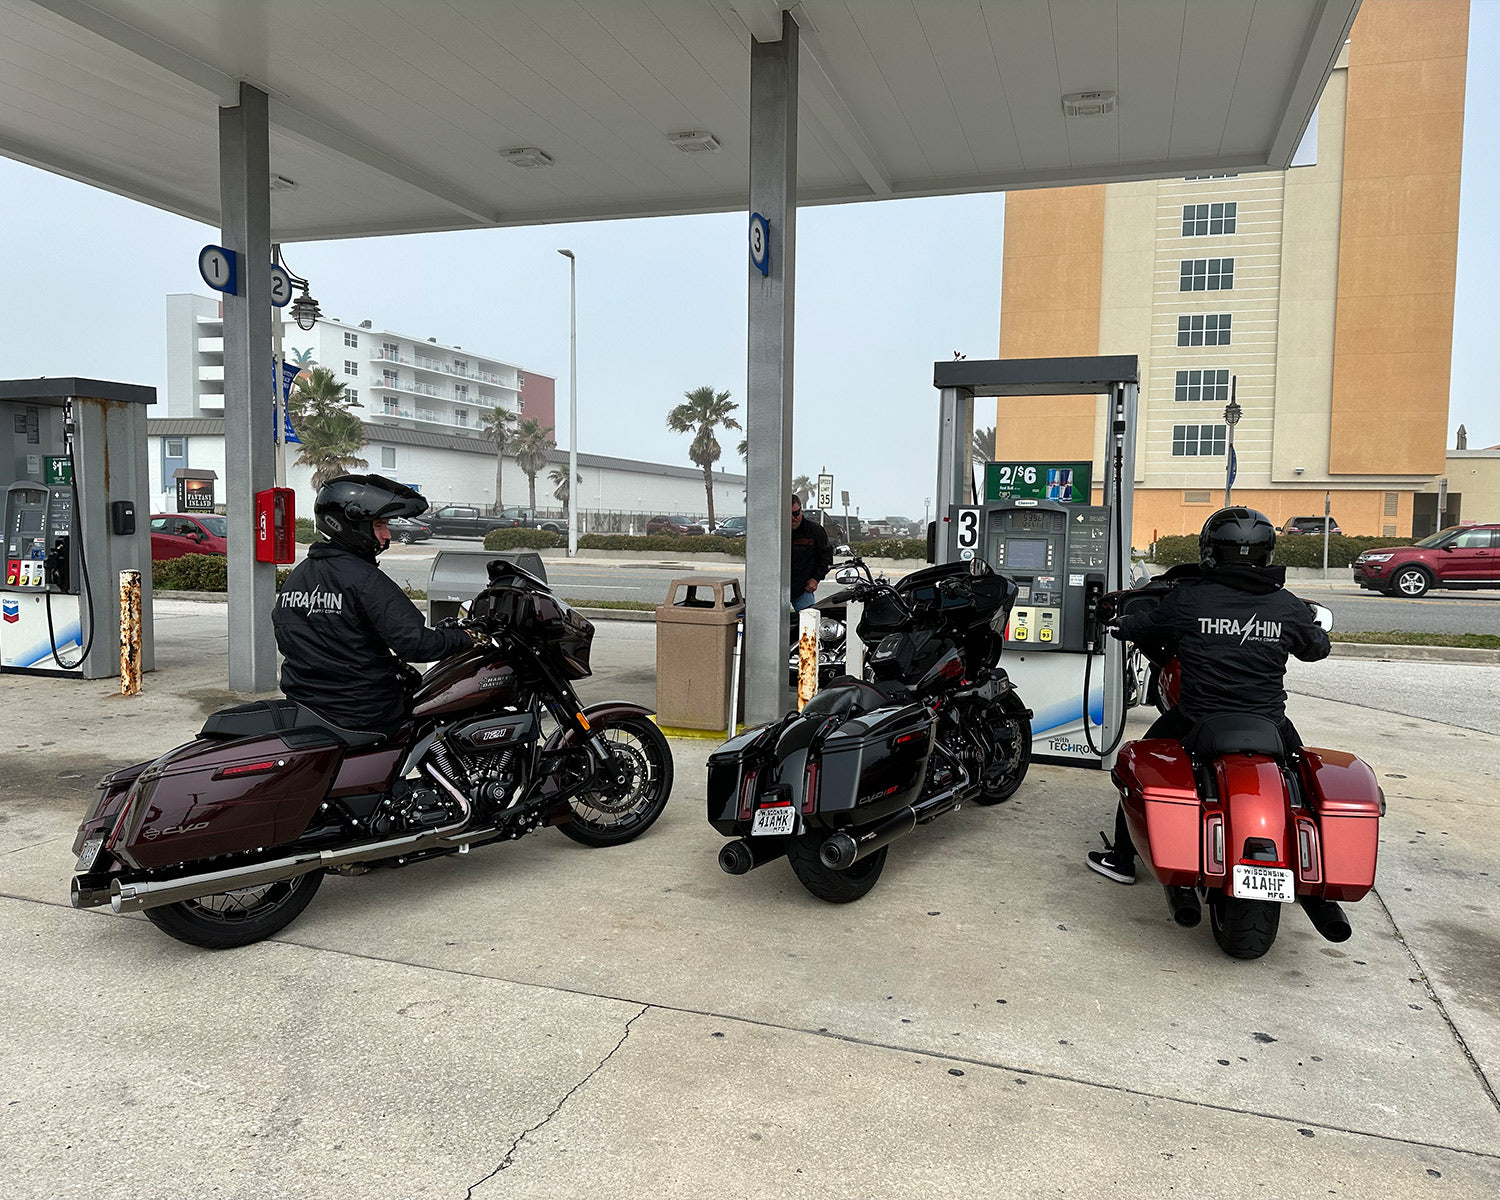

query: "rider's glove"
left=466, top=627, right=490, bottom=649
left=1105, top=622, right=1126, bottom=641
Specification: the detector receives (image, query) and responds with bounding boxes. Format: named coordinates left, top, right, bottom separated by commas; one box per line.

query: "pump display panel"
left=984, top=501, right=1110, bottom=652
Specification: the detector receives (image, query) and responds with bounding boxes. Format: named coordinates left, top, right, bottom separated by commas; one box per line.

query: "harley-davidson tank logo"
left=479, top=676, right=508, bottom=690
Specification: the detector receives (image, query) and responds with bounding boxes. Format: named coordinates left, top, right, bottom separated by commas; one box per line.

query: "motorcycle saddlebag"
left=812, top=703, right=935, bottom=824
left=706, top=722, right=780, bottom=835
left=1112, top=738, right=1202, bottom=887
left=1298, top=748, right=1383, bottom=901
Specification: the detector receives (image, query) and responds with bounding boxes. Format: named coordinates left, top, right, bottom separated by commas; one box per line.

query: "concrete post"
left=744, top=11, right=799, bottom=724
left=219, top=83, right=279, bottom=694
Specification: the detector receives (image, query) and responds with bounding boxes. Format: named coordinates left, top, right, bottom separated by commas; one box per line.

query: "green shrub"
left=483, top=528, right=566, bottom=551
left=152, top=554, right=293, bottom=592
left=574, top=534, right=747, bottom=556
left=1151, top=533, right=1400, bottom=570
left=295, top=517, right=318, bottom=543
left=848, top=537, right=926, bottom=561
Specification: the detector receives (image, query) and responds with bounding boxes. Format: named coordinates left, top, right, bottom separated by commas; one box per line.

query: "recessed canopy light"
left=270, top=174, right=297, bottom=191
left=502, top=146, right=554, bottom=168
left=669, top=130, right=721, bottom=154
left=1062, top=90, right=1116, bottom=118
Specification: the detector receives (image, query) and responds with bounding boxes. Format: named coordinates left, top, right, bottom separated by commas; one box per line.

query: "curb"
left=1328, top=642, right=1500, bottom=665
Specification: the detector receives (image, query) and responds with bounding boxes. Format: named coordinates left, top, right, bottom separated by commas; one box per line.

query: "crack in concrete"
left=462, top=1004, right=648, bottom=1198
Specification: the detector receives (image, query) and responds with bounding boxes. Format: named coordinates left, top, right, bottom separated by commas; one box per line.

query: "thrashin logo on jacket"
left=1197, top=614, right=1282, bottom=644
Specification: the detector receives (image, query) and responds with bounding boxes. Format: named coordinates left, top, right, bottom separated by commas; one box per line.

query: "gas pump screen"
left=1004, top=537, right=1049, bottom=570
left=17, top=508, right=42, bottom=534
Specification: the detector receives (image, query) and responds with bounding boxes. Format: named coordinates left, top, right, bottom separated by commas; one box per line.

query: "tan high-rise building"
left=995, top=0, right=1468, bottom=547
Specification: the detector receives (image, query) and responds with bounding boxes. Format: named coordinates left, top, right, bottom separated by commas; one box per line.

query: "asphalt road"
left=1292, top=579, right=1500, bottom=637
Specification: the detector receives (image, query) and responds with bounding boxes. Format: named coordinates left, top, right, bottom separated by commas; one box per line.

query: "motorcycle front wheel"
left=1207, top=891, right=1281, bottom=960
left=973, top=702, right=1032, bottom=806
left=786, top=831, right=887, bottom=903
left=143, top=869, right=325, bottom=950
left=558, top=715, right=673, bottom=847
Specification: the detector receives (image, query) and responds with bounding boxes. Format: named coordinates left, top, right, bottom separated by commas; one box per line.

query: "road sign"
left=749, top=212, right=770, bottom=276
left=817, top=473, right=833, bottom=509
left=269, top=264, right=293, bottom=308
left=198, top=244, right=237, bottom=295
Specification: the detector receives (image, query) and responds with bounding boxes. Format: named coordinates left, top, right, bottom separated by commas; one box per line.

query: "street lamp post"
left=558, top=249, right=578, bottom=557
left=1222, top=377, right=1242, bottom=508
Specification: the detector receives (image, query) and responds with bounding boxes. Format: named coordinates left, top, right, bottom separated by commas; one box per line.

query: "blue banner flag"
left=275, top=358, right=302, bottom=444
left=1227, top=444, right=1237, bottom=487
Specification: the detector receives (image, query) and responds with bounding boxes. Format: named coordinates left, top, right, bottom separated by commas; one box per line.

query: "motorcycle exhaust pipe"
left=1164, top=886, right=1202, bottom=928
left=819, top=785, right=962, bottom=870
left=1299, top=895, right=1352, bottom=943
left=718, top=838, right=787, bottom=875
left=70, top=875, right=114, bottom=910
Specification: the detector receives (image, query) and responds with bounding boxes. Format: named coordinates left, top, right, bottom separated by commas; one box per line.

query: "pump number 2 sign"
left=955, top=507, right=980, bottom=561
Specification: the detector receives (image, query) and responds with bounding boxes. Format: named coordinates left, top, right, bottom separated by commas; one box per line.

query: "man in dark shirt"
left=1088, top=507, right=1331, bottom=884
left=789, top=495, right=834, bottom=611
left=274, top=474, right=475, bottom=736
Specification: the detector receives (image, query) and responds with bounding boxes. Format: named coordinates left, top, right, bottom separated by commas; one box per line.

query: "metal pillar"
left=744, top=11, right=799, bottom=724
left=933, top=387, right=971, bottom=564
left=220, top=83, right=278, bottom=694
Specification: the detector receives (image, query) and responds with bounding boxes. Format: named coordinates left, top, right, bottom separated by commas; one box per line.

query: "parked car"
left=150, top=513, right=228, bottom=561
left=499, top=506, right=568, bottom=534
left=386, top=516, right=432, bottom=544
left=424, top=505, right=519, bottom=538
left=712, top=516, right=747, bottom=538
left=646, top=515, right=705, bottom=536
left=1282, top=516, right=1342, bottom=536
left=1352, top=523, right=1500, bottom=597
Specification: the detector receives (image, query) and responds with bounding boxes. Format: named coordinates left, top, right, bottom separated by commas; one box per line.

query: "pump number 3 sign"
left=956, top=507, right=980, bottom=561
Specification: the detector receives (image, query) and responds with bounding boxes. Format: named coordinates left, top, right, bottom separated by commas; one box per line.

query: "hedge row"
left=1152, top=533, right=1398, bottom=569
left=296, top=517, right=318, bottom=543
left=152, top=554, right=292, bottom=592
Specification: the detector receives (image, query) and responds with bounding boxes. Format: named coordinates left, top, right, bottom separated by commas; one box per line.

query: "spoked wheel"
left=399, top=532, right=416, bottom=544
left=558, top=716, right=673, bottom=847
left=786, top=831, right=887, bottom=903
left=143, top=870, right=325, bottom=949
left=1391, top=567, right=1431, bottom=598
left=974, top=702, right=1032, bottom=806
left=1207, top=891, right=1281, bottom=960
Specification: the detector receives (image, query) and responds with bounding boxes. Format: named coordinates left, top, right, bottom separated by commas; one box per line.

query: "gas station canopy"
left=1, top=0, right=1358, bottom=241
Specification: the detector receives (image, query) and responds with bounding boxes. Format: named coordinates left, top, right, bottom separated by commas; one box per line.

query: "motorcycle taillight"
left=1203, top=812, right=1226, bottom=877
left=802, top=759, right=819, bottom=815
left=737, top=768, right=760, bottom=819
left=1295, top=817, right=1322, bottom=884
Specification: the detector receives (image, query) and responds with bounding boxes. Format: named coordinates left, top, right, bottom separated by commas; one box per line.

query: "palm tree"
left=480, top=404, right=519, bottom=510
left=972, top=425, right=996, bottom=466
left=549, top=466, right=581, bottom=506
left=286, top=366, right=367, bottom=488
left=666, top=386, right=741, bottom=527
left=512, top=417, right=555, bottom=511
left=791, top=475, right=813, bottom=506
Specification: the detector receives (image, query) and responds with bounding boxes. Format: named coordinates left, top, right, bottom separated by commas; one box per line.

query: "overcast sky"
left=2, top=5, right=1495, bottom=520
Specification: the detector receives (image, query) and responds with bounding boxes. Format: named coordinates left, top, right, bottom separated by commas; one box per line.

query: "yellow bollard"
left=119, top=569, right=142, bottom=695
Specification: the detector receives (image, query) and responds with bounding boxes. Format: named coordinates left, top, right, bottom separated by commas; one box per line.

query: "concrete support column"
left=220, top=83, right=278, bottom=694
left=933, top=386, right=972, bottom=563
left=744, top=11, right=799, bottom=725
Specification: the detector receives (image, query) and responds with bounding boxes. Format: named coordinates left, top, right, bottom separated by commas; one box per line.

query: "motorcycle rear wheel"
left=143, top=869, right=325, bottom=950
left=558, top=715, right=673, bottom=847
left=786, top=832, right=887, bottom=903
left=1207, top=892, right=1281, bottom=960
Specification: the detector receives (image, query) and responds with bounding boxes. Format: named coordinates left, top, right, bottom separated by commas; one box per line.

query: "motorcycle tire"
left=973, top=704, right=1032, bottom=806
left=558, top=715, right=673, bottom=847
left=1207, top=892, right=1281, bottom=960
left=143, top=869, right=325, bottom=950
left=1149, top=665, right=1169, bottom=715
left=786, top=832, right=887, bottom=904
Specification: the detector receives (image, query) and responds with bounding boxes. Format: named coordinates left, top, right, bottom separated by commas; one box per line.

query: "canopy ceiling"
left=0, top=0, right=1359, bottom=241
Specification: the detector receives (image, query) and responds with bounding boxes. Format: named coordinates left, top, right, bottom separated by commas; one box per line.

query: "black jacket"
left=273, top=542, right=472, bottom=733
left=1117, top=564, right=1330, bottom=724
left=790, top=519, right=834, bottom=600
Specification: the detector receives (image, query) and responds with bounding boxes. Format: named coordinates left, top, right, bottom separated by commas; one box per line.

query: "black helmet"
left=314, top=474, right=428, bottom=556
left=1199, top=507, right=1276, bottom=569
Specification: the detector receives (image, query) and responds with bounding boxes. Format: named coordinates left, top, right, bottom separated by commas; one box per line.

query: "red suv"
left=150, top=513, right=228, bottom=560
left=1352, top=524, right=1500, bottom=597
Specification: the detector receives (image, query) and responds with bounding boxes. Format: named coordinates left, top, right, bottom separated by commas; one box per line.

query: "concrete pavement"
left=1, top=599, right=1498, bottom=1198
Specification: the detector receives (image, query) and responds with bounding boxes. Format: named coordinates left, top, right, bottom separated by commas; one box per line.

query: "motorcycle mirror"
left=968, top=556, right=987, bottom=576
left=1309, top=602, right=1334, bottom=632
left=833, top=544, right=853, bottom=556
left=834, top=565, right=861, bottom=585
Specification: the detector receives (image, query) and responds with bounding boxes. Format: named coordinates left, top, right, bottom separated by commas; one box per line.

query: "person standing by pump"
left=789, top=494, right=833, bottom=612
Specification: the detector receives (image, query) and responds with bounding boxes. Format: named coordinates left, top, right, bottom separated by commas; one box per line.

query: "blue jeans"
left=791, top=590, right=817, bottom=612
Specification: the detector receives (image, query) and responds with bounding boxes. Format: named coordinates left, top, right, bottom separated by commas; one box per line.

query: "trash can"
left=428, top=550, right=547, bottom=624
left=655, top=576, right=744, bottom=731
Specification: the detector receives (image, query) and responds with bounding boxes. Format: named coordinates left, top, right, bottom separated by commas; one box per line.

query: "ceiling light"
left=669, top=130, right=721, bottom=154
left=270, top=174, right=297, bottom=191
left=290, top=285, right=322, bottom=332
left=1062, top=90, right=1116, bottom=118
left=502, top=146, right=554, bottom=168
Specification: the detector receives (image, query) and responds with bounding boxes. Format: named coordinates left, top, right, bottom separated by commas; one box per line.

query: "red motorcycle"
left=70, top=560, right=673, bottom=948
left=1102, top=579, right=1384, bottom=959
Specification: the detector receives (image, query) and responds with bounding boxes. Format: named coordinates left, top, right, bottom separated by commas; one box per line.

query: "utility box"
left=655, top=576, right=744, bottom=731
left=428, top=550, right=547, bottom=624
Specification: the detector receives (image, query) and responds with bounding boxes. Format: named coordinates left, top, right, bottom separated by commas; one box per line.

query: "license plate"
left=750, top=804, right=797, bottom=837
left=1232, top=864, right=1294, bottom=903
left=75, top=831, right=105, bottom=873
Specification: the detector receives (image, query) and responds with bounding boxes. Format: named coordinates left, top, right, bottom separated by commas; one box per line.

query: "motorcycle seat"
left=802, top=677, right=893, bottom=721
left=1184, top=713, right=1285, bottom=761
left=200, top=699, right=388, bottom=748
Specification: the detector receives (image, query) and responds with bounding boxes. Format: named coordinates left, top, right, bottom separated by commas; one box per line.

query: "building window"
left=380, top=446, right=397, bottom=470
left=1179, top=258, right=1233, bottom=291
left=454, top=408, right=468, bottom=426
left=382, top=369, right=398, bottom=388
left=1171, top=424, right=1227, bottom=457
left=1182, top=202, right=1236, bottom=236
left=1177, top=313, right=1232, bottom=346
left=382, top=341, right=399, bottom=359
left=163, top=437, right=187, bottom=483
left=344, top=360, right=358, bottom=376
left=1384, top=492, right=1400, bottom=517
left=1174, top=369, right=1231, bottom=404
left=453, top=358, right=467, bottom=374
left=344, top=331, right=358, bottom=347
left=346, top=389, right=358, bottom=404
left=1183, top=490, right=1212, bottom=504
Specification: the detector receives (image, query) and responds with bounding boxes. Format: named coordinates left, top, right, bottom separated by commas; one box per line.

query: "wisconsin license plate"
left=1232, top=864, right=1294, bottom=903
left=75, top=831, right=105, bottom=873
left=750, top=804, right=797, bottom=837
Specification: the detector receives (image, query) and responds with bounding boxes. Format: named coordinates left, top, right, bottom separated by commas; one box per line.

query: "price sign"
left=984, top=460, right=1093, bottom=504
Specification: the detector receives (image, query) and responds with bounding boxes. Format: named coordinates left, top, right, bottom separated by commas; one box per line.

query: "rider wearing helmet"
left=1087, top=507, right=1330, bottom=884
left=273, top=474, right=477, bottom=736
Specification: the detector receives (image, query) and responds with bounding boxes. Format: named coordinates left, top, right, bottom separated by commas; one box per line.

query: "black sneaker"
left=1086, top=850, right=1135, bottom=885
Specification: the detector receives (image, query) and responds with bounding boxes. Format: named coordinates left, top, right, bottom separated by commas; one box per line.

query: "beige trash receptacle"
left=655, top=577, right=745, bottom=731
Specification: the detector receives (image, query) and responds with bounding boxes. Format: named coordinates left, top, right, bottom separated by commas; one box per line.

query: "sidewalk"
left=2, top=601, right=1497, bottom=1197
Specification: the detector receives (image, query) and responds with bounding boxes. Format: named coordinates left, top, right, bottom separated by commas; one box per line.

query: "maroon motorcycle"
left=70, top=560, right=673, bottom=948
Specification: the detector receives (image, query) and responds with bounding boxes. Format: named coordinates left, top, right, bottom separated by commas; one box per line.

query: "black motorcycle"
left=710, top=557, right=1033, bottom=902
